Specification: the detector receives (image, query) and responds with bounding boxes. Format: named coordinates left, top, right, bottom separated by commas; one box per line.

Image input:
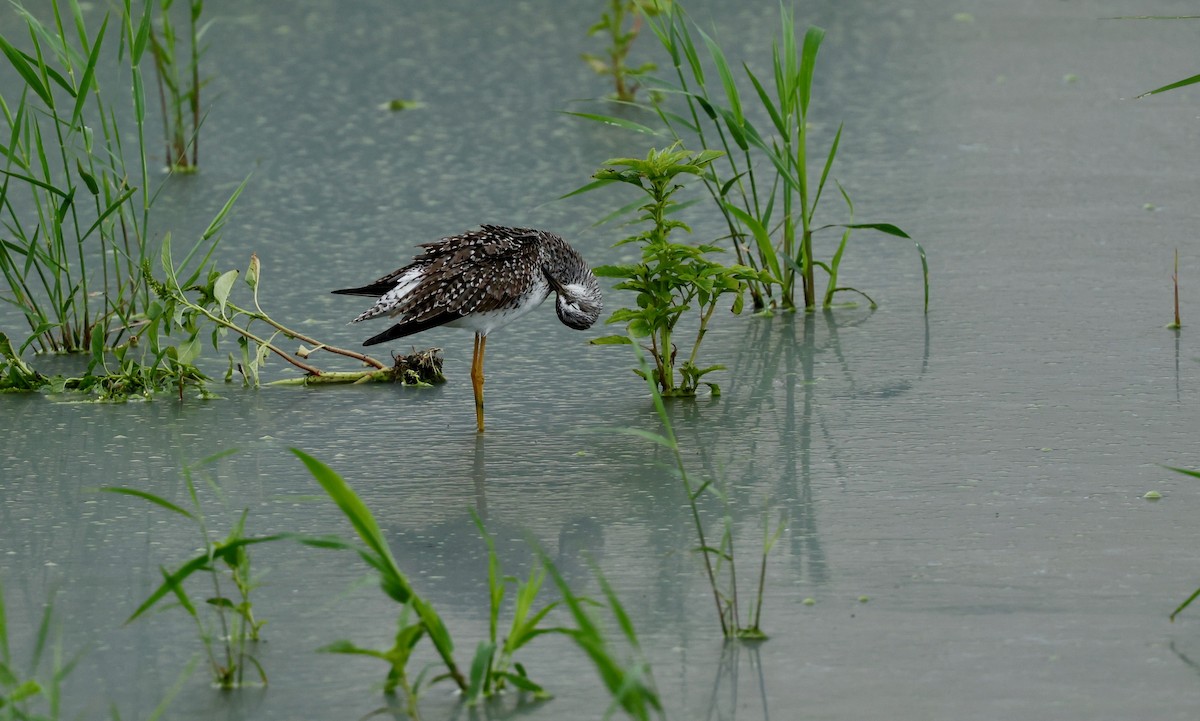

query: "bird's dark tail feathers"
left=362, top=313, right=458, bottom=346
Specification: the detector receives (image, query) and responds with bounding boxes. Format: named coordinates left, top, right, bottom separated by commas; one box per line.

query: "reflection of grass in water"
left=626, top=342, right=784, bottom=640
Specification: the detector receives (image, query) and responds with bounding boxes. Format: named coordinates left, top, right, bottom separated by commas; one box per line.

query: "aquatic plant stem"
left=637, top=345, right=728, bottom=636
left=1172, top=248, right=1181, bottom=329
left=238, top=305, right=386, bottom=370
left=179, top=298, right=324, bottom=376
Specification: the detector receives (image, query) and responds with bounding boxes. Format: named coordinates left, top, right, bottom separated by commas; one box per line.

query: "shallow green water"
left=3, top=1, right=1200, bottom=719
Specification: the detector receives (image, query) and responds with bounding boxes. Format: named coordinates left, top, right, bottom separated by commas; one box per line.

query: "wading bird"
left=333, top=225, right=602, bottom=432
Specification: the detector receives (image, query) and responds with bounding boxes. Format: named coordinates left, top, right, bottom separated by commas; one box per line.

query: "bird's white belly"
left=446, top=282, right=550, bottom=336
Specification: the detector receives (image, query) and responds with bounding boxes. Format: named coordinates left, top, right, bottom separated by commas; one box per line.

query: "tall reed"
left=574, top=1, right=928, bottom=312
left=0, top=0, right=155, bottom=353
left=148, top=0, right=206, bottom=171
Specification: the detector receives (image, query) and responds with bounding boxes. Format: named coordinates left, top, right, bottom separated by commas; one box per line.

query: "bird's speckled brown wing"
left=395, top=225, right=544, bottom=323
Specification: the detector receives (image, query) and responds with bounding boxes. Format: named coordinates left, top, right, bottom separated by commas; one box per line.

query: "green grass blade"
left=558, top=177, right=617, bottom=200
left=130, top=0, right=152, bottom=63
left=562, top=111, right=660, bottom=135
left=290, top=449, right=405, bottom=593
left=1137, top=72, right=1200, bottom=98
left=1164, top=466, right=1200, bottom=480
left=698, top=27, right=742, bottom=126
left=722, top=201, right=781, bottom=282
left=69, top=13, right=108, bottom=129
left=99, top=486, right=195, bottom=519
left=611, top=427, right=674, bottom=449
left=1171, top=586, right=1200, bottom=621
left=811, top=122, right=843, bottom=219
left=798, top=26, right=826, bottom=118
left=0, top=35, right=53, bottom=107
left=200, top=174, right=250, bottom=241
left=465, top=640, right=495, bottom=702
left=0, top=168, right=69, bottom=197
left=744, top=62, right=786, bottom=136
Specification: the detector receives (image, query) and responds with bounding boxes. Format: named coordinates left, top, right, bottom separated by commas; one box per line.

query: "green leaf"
left=213, top=269, right=238, bottom=316
left=1164, top=466, right=1200, bottom=480
left=202, top=174, right=251, bottom=241
left=592, top=264, right=639, bottom=278
left=292, top=449, right=407, bottom=598
left=798, top=26, right=826, bottom=118
left=466, top=640, right=495, bottom=702
left=839, top=222, right=911, bottom=239
left=317, top=640, right=389, bottom=660
left=611, top=426, right=675, bottom=449
left=1137, top=72, right=1200, bottom=98
left=99, top=487, right=195, bottom=519
left=131, top=0, right=152, bottom=63
left=76, top=160, right=99, bottom=195
left=562, top=111, right=660, bottom=135
left=559, top=177, right=617, bottom=200
left=698, top=27, right=742, bottom=126
left=589, top=335, right=634, bottom=345
left=723, top=202, right=781, bottom=282
left=70, top=13, right=108, bottom=128
left=0, top=35, right=53, bottom=107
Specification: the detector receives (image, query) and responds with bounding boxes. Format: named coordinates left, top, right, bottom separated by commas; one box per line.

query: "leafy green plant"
left=144, top=241, right=441, bottom=389
left=576, top=143, right=770, bottom=396
left=624, top=343, right=785, bottom=639
left=582, top=0, right=665, bottom=102
left=102, top=449, right=281, bottom=688
left=575, top=1, right=927, bottom=312
left=147, top=0, right=207, bottom=171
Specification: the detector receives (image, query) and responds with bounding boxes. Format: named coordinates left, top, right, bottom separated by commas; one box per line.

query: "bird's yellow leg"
left=471, top=333, right=487, bottom=433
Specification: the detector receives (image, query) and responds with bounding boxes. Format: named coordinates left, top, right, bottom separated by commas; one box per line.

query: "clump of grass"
left=101, top=449, right=279, bottom=688
left=535, top=546, right=664, bottom=721
left=624, top=342, right=785, bottom=638
left=582, top=0, right=665, bottom=102
left=147, top=0, right=207, bottom=172
left=0, top=0, right=156, bottom=353
left=573, top=1, right=927, bottom=312
left=295, top=450, right=563, bottom=716
left=463, top=512, right=558, bottom=705
left=572, top=143, right=769, bottom=396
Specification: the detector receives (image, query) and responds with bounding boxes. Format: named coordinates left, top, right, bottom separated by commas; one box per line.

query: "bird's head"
left=544, top=266, right=603, bottom=330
